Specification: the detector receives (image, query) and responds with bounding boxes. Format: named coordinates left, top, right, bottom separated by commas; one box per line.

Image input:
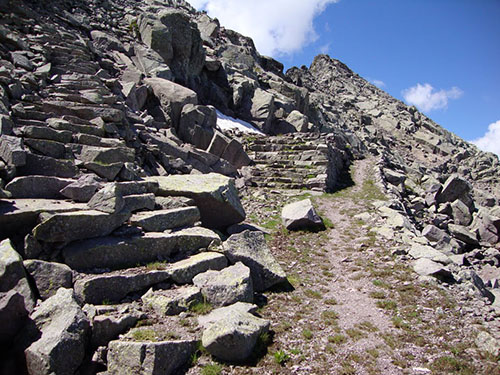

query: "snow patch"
left=216, top=111, right=264, bottom=135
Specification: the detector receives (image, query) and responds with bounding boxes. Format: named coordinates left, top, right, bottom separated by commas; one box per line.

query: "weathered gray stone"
left=91, top=313, right=138, bottom=348
left=193, top=262, right=253, bottom=307
left=281, top=198, right=325, bottom=231
left=88, top=183, right=125, bottom=214
left=155, top=196, right=195, bottom=210
left=448, top=224, right=479, bottom=246
left=25, top=288, right=90, bottom=375
left=223, top=230, right=286, bottom=291
left=139, top=9, right=204, bottom=83
left=0, top=199, right=87, bottom=241
left=408, top=244, right=451, bottom=264
left=63, top=227, right=220, bottom=270
left=250, top=88, right=275, bottom=132
left=148, top=173, right=245, bottom=229
left=60, top=174, right=103, bottom=202
left=0, top=135, right=26, bottom=166
left=198, top=302, right=258, bottom=328
left=206, top=130, right=230, bottom=157
left=22, top=126, right=73, bottom=143
left=221, top=139, right=252, bottom=169
left=5, top=176, right=73, bottom=199
left=84, top=161, right=123, bottom=181
left=79, top=145, right=135, bottom=165
left=107, top=339, right=198, bottom=375
left=144, top=77, right=198, bottom=128
left=201, top=303, right=270, bottom=362
left=437, top=174, right=471, bottom=204
left=0, top=239, right=36, bottom=343
left=90, top=30, right=126, bottom=52
left=285, top=110, right=309, bottom=132
left=33, top=210, right=130, bottom=243
left=10, top=51, right=33, bottom=71
left=23, top=260, right=72, bottom=300
left=24, top=138, right=66, bottom=159
left=117, top=180, right=159, bottom=196
left=130, top=206, right=200, bottom=232
left=413, top=258, right=452, bottom=280
left=384, top=168, right=406, bottom=186
left=475, top=331, right=500, bottom=357
left=123, top=193, right=156, bottom=212
left=474, top=208, right=500, bottom=245
left=0, top=114, right=14, bottom=135
left=422, top=224, right=449, bottom=243
left=141, top=286, right=202, bottom=316
left=168, top=252, right=228, bottom=284
left=17, top=153, right=79, bottom=178
left=178, top=104, right=216, bottom=150
left=74, top=270, right=171, bottom=304
left=451, top=199, right=472, bottom=226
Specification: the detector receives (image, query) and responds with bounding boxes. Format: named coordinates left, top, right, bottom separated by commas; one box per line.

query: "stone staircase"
left=242, top=132, right=347, bottom=191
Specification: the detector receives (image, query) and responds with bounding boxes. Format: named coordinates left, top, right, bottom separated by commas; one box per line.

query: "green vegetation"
left=189, top=300, right=213, bottom=315
left=376, top=299, right=397, bottom=310
left=304, top=289, right=322, bottom=299
left=302, top=328, right=313, bottom=340
left=273, top=350, right=290, bottom=366
left=131, top=329, right=157, bottom=342
left=430, top=356, right=475, bottom=375
left=201, top=363, right=223, bottom=375
left=328, top=334, right=346, bottom=345
left=145, top=261, right=166, bottom=270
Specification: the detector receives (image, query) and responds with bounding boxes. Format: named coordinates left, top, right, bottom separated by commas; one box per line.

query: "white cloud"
left=471, top=120, right=500, bottom=156
left=371, top=79, right=385, bottom=88
left=188, top=0, right=339, bottom=57
left=319, top=43, right=331, bottom=54
left=402, top=83, right=463, bottom=112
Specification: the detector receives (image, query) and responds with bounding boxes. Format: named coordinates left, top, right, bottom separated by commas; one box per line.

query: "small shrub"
left=302, top=328, right=313, bottom=340
left=273, top=350, right=290, bottom=366
left=304, top=289, right=322, bottom=299
left=201, top=363, right=223, bottom=375
left=328, top=334, right=346, bottom=345
left=376, top=300, right=397, bottom=310
left=325, top=298, right=338, bottom=305
left=189, top=300, right=213, bottom=315
left=369, top=291, right=386, bottom=299
left=131, top=329, right=157, bottom=342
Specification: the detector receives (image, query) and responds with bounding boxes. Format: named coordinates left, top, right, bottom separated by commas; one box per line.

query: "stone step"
left=246, top=143, right=319, bottom=152
left=14, top=118, right=47, bottom=127
left=47, top=118, right=106, bottom=137
left=12, top=109, right=51, bottom=121
left=62, top=227, right=221, bottom=271
left=52, top=64, right=98, bottom=76
left=74, top=267, right=172, bottom=304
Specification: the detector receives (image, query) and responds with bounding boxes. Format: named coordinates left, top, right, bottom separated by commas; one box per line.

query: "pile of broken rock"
left=1, top=173, right=287, bottom=374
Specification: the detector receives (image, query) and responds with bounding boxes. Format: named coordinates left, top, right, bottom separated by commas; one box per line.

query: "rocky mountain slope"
left=1, top=0, right=500, bottom=374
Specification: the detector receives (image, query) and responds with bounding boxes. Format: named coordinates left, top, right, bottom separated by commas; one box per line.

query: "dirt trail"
left=195, top=158, right=498, bottom=374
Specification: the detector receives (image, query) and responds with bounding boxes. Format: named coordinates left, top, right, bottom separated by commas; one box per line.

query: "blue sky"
left=190, top=0, right=500, bottom=155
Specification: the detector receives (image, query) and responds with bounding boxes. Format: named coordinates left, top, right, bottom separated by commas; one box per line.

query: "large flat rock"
left=107, top=339, right=198, bottom=375
left=25, top=288, right=90, bottom=375
left=63, top=227, right=220, bottom=271
left=146, top=173, right=245, bottom=229
left=32, top=210, right=130, bottom=243
left=74, top=269, right=171, bottom=304
left=0, top=199, right=87, bottom=240
left=130, top=206, right=201, bottom=232
left=224, top=230, right=286, bottom=291
left=168, top=252, right=228, bottom=284
left=200, top=302, right=270, bottom=362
